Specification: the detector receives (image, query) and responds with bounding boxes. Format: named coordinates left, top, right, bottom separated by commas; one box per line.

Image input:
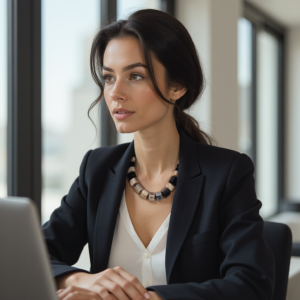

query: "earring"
left=173, top=95, right=176, bottom=99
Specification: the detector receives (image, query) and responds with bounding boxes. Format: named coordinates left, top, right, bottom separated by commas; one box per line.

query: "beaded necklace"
left=127, top=155, right=179, bottom=201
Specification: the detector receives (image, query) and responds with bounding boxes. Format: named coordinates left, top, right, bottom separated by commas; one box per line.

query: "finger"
left=105, top=292, right=118, bottom=300
left=88, top=282, right=118, bottom=300
left=113, top=266, right=150, bottom=299
left=59, top=286, right=103, bottom=300
left=110, top=267, right=150, bottom=299
left=57, top=286, right=91, bottom=300
left=63, top=291, right=101, bottom=300
left=94, top=278, right=131, bottom=300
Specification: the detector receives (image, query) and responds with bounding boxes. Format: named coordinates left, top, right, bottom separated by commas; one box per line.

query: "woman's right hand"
left=56, top=266, right=151, bottom=300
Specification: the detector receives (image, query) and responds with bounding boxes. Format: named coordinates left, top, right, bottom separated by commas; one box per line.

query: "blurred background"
left=1, top=0, right=300, bottom=296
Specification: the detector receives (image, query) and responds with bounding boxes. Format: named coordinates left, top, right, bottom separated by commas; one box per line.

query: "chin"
left=116, top=123, right=137, bottom=134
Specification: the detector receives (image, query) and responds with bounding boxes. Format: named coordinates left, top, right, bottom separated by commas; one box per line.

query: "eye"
left=102, top=74, right=114, bottom=83
left=130, top=73, right=144, bottom=81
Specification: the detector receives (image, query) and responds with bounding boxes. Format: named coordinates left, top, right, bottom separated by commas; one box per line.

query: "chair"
left=291, top=242, right=300, bottom=256
left=263, top=221, right=292, bottom=300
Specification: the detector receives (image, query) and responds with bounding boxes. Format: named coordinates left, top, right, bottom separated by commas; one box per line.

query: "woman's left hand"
left=57, top=286, right=164, bottom=300
left=57, top=285, right=117, bottom=300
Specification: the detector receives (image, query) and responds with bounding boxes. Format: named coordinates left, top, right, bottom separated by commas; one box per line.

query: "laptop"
left=0, top=197, right=58, bottom=300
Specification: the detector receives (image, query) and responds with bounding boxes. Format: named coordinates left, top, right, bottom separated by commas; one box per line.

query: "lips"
left=112, top=108, right=134, bottom=114
left=113, top=108, right=135, bottom=120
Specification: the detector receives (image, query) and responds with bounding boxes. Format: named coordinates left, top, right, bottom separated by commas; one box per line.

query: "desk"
left=287, top=257, right=300, bottom=300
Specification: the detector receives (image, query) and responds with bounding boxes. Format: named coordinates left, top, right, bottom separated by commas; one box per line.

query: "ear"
left=168, top=83, right=187, bottom=101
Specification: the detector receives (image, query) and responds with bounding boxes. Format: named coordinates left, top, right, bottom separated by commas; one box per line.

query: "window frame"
left=7, top=0, right=42, bottom=218
left=244, top=2, right=287, bottom=217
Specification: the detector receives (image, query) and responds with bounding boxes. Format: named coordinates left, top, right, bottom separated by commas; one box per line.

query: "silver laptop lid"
left=0, top=197, right=58, bottom=300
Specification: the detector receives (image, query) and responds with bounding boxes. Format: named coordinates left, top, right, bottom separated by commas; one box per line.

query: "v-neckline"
left=120, top=190, right=171, bottom=253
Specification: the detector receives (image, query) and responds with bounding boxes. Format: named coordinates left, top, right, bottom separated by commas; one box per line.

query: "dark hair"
left=89, top=9, right=213, bottom=145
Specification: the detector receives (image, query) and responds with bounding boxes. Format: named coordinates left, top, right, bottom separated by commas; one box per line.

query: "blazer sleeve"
left=146, top=153, right=275, bottom=300
left=42, top=150, right=93, bottom=279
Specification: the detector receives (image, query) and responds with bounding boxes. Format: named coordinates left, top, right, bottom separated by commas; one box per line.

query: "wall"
left=176, top=0, right=241, bottom=151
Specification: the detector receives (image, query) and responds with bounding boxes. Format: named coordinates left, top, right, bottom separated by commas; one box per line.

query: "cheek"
left=137, top=86, right=154, bottom=103
left=134, top=85, right=166, bottom=113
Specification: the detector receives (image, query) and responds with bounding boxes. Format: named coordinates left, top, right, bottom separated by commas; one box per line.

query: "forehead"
left=103, top=36, right=145, bottom=66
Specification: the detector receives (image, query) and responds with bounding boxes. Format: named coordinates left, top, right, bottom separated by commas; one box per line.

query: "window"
left=0, top=0, right=7, bottom=198
left=117, top=0, right=160, bottom=20
left=238, top=18, right=254, bottom=160
left=256, top=30, right=280, bottom=217
left=41, top=0, right=101, bottom=223
left=238, top=5, right=284, bottom=218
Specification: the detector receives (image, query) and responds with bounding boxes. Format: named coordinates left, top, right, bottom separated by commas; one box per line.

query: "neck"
left=133, top=123, right=180, bottom=180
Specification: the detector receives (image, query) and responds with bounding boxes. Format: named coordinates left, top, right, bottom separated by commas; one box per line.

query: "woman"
left=42, top=9, right=275, bottom=300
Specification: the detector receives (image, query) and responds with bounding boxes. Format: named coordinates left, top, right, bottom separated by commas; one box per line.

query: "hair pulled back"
left=89, top=9, right=213, bottom=144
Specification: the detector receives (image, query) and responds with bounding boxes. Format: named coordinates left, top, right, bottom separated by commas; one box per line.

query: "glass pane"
left=238, top=18, right=253, bottom=159
left=256, top=30, right=279, bottom=218
left=42, top=0, right=100, bottom=224
left=117, top=0, right=160, bottom=20
left=116, top=0, right=160, bottom=145
left=0, top=0, right=7, bottom=198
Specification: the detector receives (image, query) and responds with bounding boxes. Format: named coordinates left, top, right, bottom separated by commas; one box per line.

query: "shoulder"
left=85, top=142, right=131, bottom=166
left=194, top=143, right=257, bottom=213
left=195, top=142, right=254, bottom=179
left=89, top=142, right=131, bottom=164
left=79, top=142, right=131, bottom=176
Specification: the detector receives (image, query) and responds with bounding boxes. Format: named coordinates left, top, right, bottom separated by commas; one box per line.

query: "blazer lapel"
left=92, top=140, right=135, bottom=273
left=165, top=128, right=205, bottom=283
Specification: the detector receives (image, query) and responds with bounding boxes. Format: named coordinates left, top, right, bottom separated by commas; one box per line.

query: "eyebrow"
left=102, top=62, right=148, bottom=72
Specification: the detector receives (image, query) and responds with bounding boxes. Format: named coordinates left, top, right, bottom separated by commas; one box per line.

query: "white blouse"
left=107, top=190, right=171, bottom=288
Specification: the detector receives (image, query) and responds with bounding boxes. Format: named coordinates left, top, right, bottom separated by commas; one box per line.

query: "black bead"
left=129, top=161, right=135, bottom=167
left=169, top=176, right=177, bottom=186
left=175, top=165, right=179, bottom=171
left=161, top=187, right=171, bottom=198
left=127, top=172, right=136, bottom=180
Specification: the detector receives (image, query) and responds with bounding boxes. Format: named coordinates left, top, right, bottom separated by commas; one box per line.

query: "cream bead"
left=166, top=182, right=175, bottom=191
left=140, top=189, right=149, bottom=199
left=129, top=178, right=139, bottom=187
left=128, top=166, right=135, bottom=173
left=133, top=183, right=143, bottom=194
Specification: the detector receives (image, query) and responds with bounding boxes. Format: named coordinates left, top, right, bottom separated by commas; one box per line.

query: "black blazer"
left=42, top=127, right=275, bottom=300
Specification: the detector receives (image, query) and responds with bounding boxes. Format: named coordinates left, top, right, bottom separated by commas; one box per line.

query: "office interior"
left=0, top=0, right=299, bottom=299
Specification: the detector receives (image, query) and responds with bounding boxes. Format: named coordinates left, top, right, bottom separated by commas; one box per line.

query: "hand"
left=60, top=266, right=151, bottom=300
left=57, top=287, right=163, bottom=300
left=57, top=286, right=111, bottom=300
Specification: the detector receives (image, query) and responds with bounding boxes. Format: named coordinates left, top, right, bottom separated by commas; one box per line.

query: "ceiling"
left=247, top=0, right=300, bottom=27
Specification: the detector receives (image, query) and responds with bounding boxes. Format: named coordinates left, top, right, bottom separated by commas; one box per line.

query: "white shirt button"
left=144, top=252, right=149, bottom=258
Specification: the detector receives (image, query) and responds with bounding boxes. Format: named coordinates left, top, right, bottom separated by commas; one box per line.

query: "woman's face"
left=102, top=36, right=175, bottom=134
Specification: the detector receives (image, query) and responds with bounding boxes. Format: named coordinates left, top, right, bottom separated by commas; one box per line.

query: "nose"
left=109, top=77, right=127, bottom=102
